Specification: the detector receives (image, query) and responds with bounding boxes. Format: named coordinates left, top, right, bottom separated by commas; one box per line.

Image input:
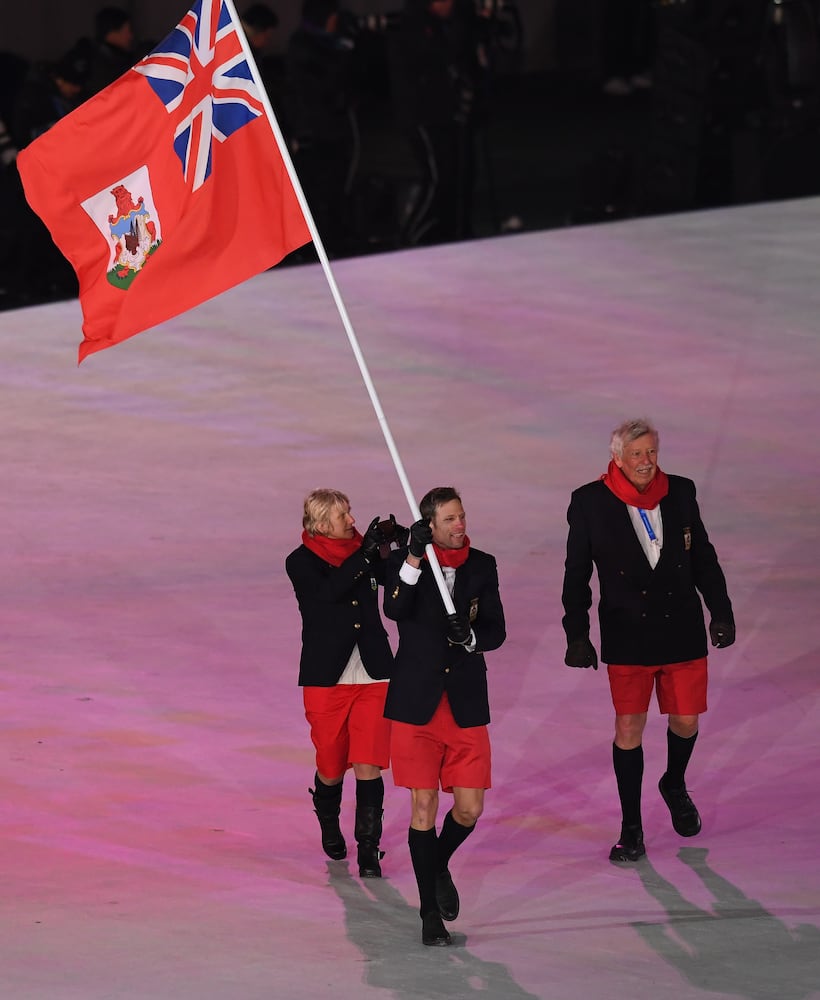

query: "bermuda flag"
left=17, top=0, right=311, bottom=362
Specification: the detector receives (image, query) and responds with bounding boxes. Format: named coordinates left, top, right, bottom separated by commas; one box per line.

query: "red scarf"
left=601, top=461, right=669, bottom=510
left=432, top=536, right=471, bottom=568
left=301, top=528, right=363, bottom=567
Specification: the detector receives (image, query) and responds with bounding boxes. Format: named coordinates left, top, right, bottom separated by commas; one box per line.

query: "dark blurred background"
left=2, top=0, right=820, bottom=310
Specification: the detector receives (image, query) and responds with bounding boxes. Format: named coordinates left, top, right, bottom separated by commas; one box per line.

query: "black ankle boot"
left=354, top=805, right=384, bottom=877
left=310, top=782, right=347, bottom=861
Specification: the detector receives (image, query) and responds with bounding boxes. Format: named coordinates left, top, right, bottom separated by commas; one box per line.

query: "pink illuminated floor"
left=1, top=199, right=819, bottom=999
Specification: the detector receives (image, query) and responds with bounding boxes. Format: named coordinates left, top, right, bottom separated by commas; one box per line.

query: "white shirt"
left=399, top=560, right=476, bottom=650
left=627, top=503, right=663, bottom=569
left=337, top=644, right=380, bottom=685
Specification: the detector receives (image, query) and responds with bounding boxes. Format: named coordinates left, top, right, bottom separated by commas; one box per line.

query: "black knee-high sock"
left=313, top=773, right=343, bottom=805
left=665, top=728, right=698, bottom=789
left=355, top=776, right=384, bottom=809
left=613, top=744, right=644, bottom=829
left=437, top=809, right=475, bottom=872
left=408, top=827, right=439, bottom=916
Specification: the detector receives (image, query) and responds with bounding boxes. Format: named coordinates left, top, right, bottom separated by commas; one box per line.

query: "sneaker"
left=659, top=775, right=702, bottom=837
left=609, top=825, right=646, bottom=862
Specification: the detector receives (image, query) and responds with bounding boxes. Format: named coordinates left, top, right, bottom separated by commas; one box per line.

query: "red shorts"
left=607, top=658, right=708, bottom=716
left=303, top=683, right=391, bottom=777
left=390, top=694, right=491, bottom=793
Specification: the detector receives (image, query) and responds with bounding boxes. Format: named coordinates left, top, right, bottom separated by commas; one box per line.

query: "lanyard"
left=638, top=508, right=661, bottom=546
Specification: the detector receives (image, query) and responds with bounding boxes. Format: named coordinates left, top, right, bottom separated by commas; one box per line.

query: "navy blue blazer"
left=285, top=545, right=394, bottom=686
left=383, top=547, right=506, bottom=727
left=561, top=475, right=733, bottom=666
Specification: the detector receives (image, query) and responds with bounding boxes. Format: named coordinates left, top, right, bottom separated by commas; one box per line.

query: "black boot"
left=609, top=824, right=646, bottom=862
left=309, top=777, right=347, bottom=861
left=354, top=805, right=384, bottom=878
left=435, top=811, right=472, bottom=921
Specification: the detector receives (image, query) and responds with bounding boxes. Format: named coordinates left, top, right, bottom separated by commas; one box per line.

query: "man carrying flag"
left=17, top=0, right=311, bottom=362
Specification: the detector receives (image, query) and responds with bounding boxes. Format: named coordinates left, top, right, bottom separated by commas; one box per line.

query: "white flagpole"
left=226, top=0, right=456, bottom=615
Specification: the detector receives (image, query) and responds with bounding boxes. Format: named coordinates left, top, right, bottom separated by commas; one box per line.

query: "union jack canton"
left=134, top=0, right=265, bottom=192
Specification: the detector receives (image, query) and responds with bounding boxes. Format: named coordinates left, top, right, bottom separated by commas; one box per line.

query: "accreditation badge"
left=683, top=527, right=692, bottom=551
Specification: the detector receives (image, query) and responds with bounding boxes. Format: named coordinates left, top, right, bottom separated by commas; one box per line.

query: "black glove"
left=361, top=516, right=383, bottom=561
left=447, top=613, right=472, bottom=646
left=383, top=514, right=409, bottom=548
left=565, top=638, right=598, bottom=670
left=709, top=620, right=735, bottom=648
left=408, top=518, right=433, bottom=558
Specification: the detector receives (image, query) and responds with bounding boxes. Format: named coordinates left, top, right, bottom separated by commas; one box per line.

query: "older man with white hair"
left=561, top=418, right=735, bottom=863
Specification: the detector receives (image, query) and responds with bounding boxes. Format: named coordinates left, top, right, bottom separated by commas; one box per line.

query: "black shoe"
left=357, top=842, right=384, bottom=878
left=609, top=825, right=646, bottom=862
left=435, top=869, right=460, bottom=921
left=421, top=911, right=452, bottom=947
left=659, top=775, right=702, bottom=837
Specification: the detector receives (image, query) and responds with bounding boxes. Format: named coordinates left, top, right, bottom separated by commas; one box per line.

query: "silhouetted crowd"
left=3, top=0, right=820, bottom=312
